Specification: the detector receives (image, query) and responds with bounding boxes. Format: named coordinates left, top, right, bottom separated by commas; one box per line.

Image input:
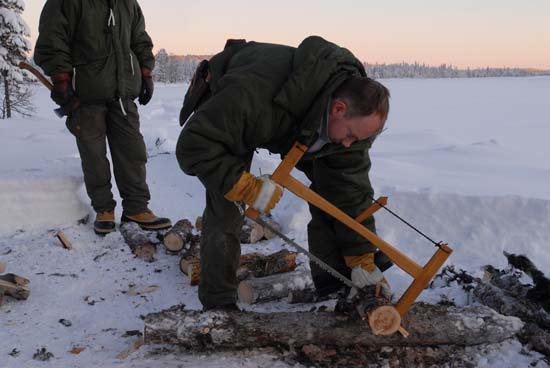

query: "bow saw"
left=246, top=142, right=453, bottom=336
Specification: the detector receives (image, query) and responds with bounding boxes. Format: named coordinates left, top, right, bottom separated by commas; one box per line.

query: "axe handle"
left=18, top=61, right=79, bottom=117
left=18, top=61, right=54, bottom=91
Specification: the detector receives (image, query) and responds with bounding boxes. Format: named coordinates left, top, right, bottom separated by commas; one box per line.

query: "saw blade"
left=255, top=215, right=361, bottom=290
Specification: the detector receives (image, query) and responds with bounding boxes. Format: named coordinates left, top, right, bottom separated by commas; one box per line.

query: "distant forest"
left=153, top=49, right=550, bottom=83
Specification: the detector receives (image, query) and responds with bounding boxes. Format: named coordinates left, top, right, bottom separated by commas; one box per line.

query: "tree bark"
left=163, top=219, right=197, bottom=253
left=120, top=222, right=156, bottom=262
left=179, top=250, right=298, bottom=285
left=143, top=303, right=523, bottom=350
left=2, top=71, right=11, bottom=119
left=237, top=270, right=312, bottom=304
left=237, top=249, right=297, bottom=279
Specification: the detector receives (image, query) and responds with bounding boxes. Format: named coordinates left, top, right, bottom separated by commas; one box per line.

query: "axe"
left=18, top=61, right=79, bottom=118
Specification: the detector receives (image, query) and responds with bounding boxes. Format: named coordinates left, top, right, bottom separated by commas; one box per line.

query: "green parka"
left=177, top=36, right=368, bottom=196
left=34, top=0, right=154, bottom=103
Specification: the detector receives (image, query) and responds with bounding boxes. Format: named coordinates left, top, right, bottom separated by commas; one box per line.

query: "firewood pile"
left=163, top=217, right=313, bottom=304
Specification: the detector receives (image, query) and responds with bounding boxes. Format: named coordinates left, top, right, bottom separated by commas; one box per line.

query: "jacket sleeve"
left=131, top=2, right=154, bottom=71
left=33, top=0, right=77, bottom=75
left=176, top=85, right=269, bottom=195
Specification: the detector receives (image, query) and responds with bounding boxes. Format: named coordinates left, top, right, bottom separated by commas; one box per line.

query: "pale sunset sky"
left=24, top=0, right=550, bottom=69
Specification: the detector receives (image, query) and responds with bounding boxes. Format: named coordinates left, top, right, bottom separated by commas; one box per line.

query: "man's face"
left=327, top=100, right=385, bottom=148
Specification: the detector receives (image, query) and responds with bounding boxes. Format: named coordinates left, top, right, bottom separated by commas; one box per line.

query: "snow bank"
left=0, top=176, right=88, bottom=234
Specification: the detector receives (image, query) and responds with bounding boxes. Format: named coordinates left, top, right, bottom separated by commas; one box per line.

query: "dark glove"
left=50, top=72, right=74, bottom=107
left=138, top=67, right=154, bottom=105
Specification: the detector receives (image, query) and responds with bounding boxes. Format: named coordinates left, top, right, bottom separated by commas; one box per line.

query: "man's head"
left=327, top=77, right=390, bottom=148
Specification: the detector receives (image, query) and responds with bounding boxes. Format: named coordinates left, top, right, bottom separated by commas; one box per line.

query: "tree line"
left=152, top=49, right=550, bottom=83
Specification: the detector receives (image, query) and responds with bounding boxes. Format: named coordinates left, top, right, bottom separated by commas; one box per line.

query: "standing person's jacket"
left=34, top=0, right=155, bottom=103
left=177, top=36, right=367, bottom=196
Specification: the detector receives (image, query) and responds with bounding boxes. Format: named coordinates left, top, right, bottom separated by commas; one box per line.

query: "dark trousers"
left=198, top=189, right=244, bottom=309
left=66, top=99, right=150, bottom=215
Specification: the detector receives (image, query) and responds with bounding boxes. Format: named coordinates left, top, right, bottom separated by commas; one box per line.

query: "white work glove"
left=225, top=172, right=283, bottom=214
left=250, top=175, right=283, bottom=214
left=349, top=265, right=392, bottom=300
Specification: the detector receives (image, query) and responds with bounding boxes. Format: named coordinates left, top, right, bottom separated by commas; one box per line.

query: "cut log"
left=120, top=222, right=156, bottom=262
left=240, top=218, right=283, bottom=243
left=238, top=249, right=297, bottom=279
left=163, top=219, right=195, bottom=253
left=179, top=257, right=201, bottom=286
left=195, top=216, right=202, bottom=232
left=240, top=223, right=264, bottom=244
left=143, top=303, right=523, bottom=350
left=0, top=273, right=30, bottom=303
left=179, top=250, right=298, bottom=286
left=238, top=270, right=312, bottom=304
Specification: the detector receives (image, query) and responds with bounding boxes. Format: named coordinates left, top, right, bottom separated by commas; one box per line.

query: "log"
left=179, top=250, right=298, bottom=285
left=194, top=216, right=202, bottom=231
left=0, top=273, right=30, bottom=303
left=120, top=222, right=156, bottom=262
left=179, top=257, right=201, bottom=286
left=240, top=223, right=264, bottom=244
left=288, top=287, right=320, bottom=304
left=237, top=249, right=297, bottom=279
left=238, top=270, right=312, bottom=304
left=56, top=231, right=73, bottom=250
left=473, top=254, right=550, bottom=357
left=163, top=219, right=195, bottom=253
left=143, top=303, right=523, bottom=350
left=503, top=251, right=550, bottom=313
left=240, top=218, right=283, bottom=243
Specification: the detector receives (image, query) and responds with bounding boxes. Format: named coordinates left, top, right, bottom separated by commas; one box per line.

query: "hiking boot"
left=94, top=211, right=116, bottom=235
left=121, top=210, right=172, bottom=231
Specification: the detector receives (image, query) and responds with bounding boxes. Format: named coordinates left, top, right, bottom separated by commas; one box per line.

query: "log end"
left=237, top=281, right=253, bottom=304
left=133, top=243, right=156, bottom=263
left=163, top=233, right=184, bottom=252
left=188, top=262, right=201, bottom=286
left=368, top=305, right=402, bottom=336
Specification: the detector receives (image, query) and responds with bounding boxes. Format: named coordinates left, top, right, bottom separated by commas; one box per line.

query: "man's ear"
left=330, top=99, right=348, bottom=117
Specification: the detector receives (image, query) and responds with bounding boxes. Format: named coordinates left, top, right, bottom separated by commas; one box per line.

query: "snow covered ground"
left=1, top=77, right=549, bottom=367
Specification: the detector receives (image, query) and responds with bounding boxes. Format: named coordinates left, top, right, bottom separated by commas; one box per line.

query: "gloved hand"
left=138, top=67, right=154, bottom=105
left=50, top=72, right=74, bottom=106
left=225, top=171, right=283, bottom=214
left=344, top=253, right=392, bottom=300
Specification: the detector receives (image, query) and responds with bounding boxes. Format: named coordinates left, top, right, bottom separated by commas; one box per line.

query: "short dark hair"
left=332, top=76, right=390, bottom=121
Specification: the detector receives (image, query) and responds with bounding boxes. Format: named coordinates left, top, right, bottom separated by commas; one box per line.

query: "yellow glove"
left=344, top=253, right=392, bottom=300
left=225, top=171, right=283, bottom=214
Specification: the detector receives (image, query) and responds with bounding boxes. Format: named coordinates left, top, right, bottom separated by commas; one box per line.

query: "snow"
left=1, top=77, right=549, bottom=367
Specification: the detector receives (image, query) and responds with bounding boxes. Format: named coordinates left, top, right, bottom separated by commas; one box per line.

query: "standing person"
left=176, top=36, right=391, bottom=310
left=34, top=0, right=171, bottom=234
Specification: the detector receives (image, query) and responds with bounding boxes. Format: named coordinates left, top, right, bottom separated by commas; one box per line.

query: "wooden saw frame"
left=246, top=142, right=453, bottom=324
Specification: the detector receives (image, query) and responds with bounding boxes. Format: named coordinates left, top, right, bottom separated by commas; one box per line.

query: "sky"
left=23, top=0, right=550, bottom=69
